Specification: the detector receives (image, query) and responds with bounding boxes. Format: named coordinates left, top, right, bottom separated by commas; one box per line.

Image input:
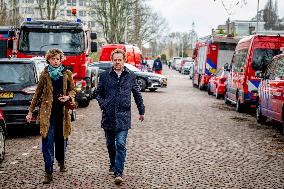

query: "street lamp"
left=124, top=15, right=131, bottom=44
left=256, top=0, right=260, bottom=33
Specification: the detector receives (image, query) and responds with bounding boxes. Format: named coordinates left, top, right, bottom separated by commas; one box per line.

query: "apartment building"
left=6, top=0, right=96, bottom=30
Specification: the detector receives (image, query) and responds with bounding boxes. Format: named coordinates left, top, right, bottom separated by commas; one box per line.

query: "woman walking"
left=26, top=48, right=76, bottom=184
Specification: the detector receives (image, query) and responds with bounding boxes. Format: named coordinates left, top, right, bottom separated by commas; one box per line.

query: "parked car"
left=0, top=57, right=47, bottom=127
left=124, top=63, right=167, bottom=92
left=0, top=108, right=6, bottom=163
left=181, top=61, right=194, bottom=75
left=89, top=62, right=113, bottom=78
left=256, top=53, right=284, bottom=134
left=208, top=67, right=229, bottom=99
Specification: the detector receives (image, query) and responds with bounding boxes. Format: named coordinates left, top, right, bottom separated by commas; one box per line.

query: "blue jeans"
left=104, top=130, right=128, bottom=176
left=42, top=117, right=67, bottom=173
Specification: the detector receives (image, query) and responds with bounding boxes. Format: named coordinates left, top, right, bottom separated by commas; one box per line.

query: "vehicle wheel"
left=256, top=103, right=266, bottom=124
left=224, top=92, right=230, bottom=104
left=215, top=87, right=221, bottom=99
left=0, top=126, right=5, bottom=163
left=207, top=85, right=212, bottom=95
left=236, top=97, right=243, bottom=113
left=149, top=88, right=157, bottom=92
left=137, top=78, right=146, bottom=92
left=78, top=99, right=90, bottom=107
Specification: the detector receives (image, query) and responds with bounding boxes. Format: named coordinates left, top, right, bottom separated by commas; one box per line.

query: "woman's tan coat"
left=29, top=67, right=76, bottom=139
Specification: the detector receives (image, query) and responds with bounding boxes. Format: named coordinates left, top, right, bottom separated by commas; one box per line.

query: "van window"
left=273, top=57, right=284, bottom=80
left=232, top=49, right=248, bottom=72
left=252, top=48, right=280, bottom=71
left=219, top=42, right=236, bottom=51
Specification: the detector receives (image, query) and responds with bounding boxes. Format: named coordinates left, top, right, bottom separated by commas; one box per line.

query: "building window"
left=79, top=0, right=86, bottom=6
left=67, top=0, right=76, bottom=6
left=60, top=0, right=65, bottom=6
left=67, top=10, right=71, bottom=16
left=79, top=10, right=86, bottom=17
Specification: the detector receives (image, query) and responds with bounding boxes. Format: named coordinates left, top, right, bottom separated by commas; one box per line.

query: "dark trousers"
left=104, top=130, right=128, bottom=176
left=42, top=117, right=67, bottom=173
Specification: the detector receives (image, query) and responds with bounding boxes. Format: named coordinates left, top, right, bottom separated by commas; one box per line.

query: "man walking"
left=95, top=49, right=145, bottom=184
left=152, top=55, right=163, bottom=74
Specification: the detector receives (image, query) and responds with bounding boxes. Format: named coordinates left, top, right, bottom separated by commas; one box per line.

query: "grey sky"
left=147, top=0, right=284, bottom=37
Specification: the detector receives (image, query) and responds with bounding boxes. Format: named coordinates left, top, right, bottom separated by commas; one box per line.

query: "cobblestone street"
left=1, top=67, right=284, bottom=189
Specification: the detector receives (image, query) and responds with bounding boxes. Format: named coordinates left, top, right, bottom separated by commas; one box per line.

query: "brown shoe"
left=114, top=176, right=123, bottom=185
left=59, top=163, right=67, bottom=172
left=43, top=172, right=53, bottom=184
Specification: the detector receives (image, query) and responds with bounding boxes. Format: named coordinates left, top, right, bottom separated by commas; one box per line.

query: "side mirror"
left=7, top=39, right=13, bottom=50
left=90, top=32, right=97, bottom=40
left=224, top=63, right=231, bottom=71
left=91, top=41, right=97, bottom=52
left=255, top=70, right=263, bottom=78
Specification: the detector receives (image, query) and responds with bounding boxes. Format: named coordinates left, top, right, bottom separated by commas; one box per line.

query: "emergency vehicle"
left=256, top=52, right=284, bottom=134
left=192, top=35, right=239, bottom=90
left=99, top=44, right=142, bottom=68
left=8, top=19, right=97, bottom=107
left=0, top=26, right=12, bottom=58
left=224, top=34, right=284, bottom=112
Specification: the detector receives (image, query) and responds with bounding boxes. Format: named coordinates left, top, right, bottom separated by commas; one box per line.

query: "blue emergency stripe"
left=207, top=58, right=216, bottom=69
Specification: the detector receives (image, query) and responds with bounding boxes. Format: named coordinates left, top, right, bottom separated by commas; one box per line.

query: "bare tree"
left=0, top=0, right=7, bottom=25
left=36, top=0, right=60, bottom=20
left=263, top=0, right=278, bottom=30
left=91, top=0, right=167, bottom=45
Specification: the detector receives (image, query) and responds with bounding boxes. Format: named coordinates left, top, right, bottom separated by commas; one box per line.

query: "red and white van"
left=225, top=34, right=284, bottom=112
left=256, top=53, right=284, bottom=134
left=99, top=44, right=142, bottom=68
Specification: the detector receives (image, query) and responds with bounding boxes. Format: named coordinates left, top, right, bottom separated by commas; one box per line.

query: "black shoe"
left=43, top=172, right=53, bottom=184
left=58, top=163, right=67, bottom=172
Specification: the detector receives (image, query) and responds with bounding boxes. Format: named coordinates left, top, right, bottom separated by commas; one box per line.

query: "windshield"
left=19, top=29, right=84, bottom=53
left=124, top=63, right=140, bottom=72
left=252, top=48, right=280, bottom=71
left=0, top=63, right=35, bottom=84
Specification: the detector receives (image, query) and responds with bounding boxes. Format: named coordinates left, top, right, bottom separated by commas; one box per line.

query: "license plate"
left=0, top=92, right=14, bottom=99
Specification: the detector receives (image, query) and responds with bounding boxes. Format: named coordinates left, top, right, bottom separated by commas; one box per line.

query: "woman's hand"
left=26, top=111, right=33, bottom=123
left=58, top=95, right=70, bottom=102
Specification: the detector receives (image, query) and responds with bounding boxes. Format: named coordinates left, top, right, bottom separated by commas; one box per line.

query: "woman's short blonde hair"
left=110, top=48, right=126, bottom=61
left=45, top=48, right=65, bottom=62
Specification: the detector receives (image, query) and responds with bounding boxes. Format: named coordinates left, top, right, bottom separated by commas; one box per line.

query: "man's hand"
left=139, top=115, right=144, bottom=122
left=26, top=111, right=33, bottom=123
left=58, top=95, right=70, bottom=102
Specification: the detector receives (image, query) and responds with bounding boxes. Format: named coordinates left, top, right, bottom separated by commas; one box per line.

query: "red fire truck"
left=0, top=26, right=13, bottom=58
left=192, top=35, right=239, bottom=90
left=99, top=44, right=142, bottom=68
left=8, top=19, right=97, bottom=107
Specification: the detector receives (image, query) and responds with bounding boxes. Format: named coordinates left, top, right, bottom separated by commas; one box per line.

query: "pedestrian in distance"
left=95, top=48, right=145, bottom=185
left=26, top=48, right=76, bottom=184
left=168, top=60, right=171, bottom=69
left=152, top=55, right=163, bottom=74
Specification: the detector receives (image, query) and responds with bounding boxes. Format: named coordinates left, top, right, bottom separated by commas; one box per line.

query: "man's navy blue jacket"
left=95, top=67, right=145, bottom=131
left=152, top=58, right=162, bottom=71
